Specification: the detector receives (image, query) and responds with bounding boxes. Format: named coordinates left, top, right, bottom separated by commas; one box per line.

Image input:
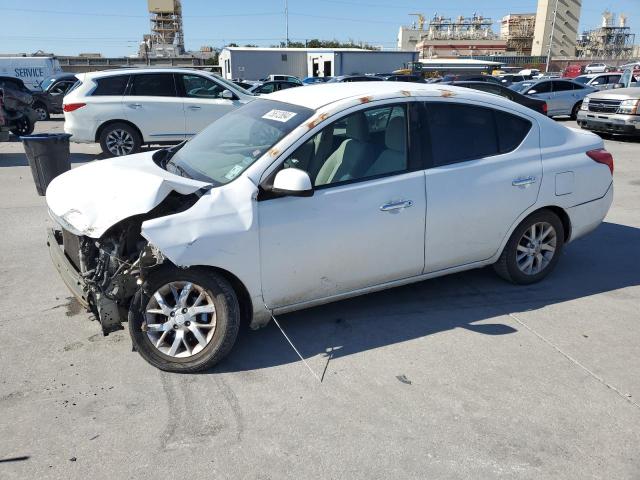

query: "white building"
left=397, top=27, right=423, bottom=51
left=219, top=47, right=418, bottom=80
left=532, top=0, right=582, bottom=57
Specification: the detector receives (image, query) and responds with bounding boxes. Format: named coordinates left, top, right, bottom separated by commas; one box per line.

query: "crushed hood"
left=46, top=151, right=210, bottom=238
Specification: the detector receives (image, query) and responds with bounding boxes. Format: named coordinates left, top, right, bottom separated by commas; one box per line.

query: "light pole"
left=285, top=0, right=290, bottom=47
left=545, top=0, right=560, bottom=73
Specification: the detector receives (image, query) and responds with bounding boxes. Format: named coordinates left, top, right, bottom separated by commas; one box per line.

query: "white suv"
left=585, top=63, right=610, bottom=74
left=62, top=68, right=254, bottom=156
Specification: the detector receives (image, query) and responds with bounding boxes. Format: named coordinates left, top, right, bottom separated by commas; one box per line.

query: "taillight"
left=587, top=148, right=614, bottom=175
left=542, top=102, right=548, bottom=115
left=63, top=103, right=86, bottom=112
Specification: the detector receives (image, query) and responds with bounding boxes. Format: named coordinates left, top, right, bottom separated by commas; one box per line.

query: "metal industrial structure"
left=140, top=0, right=185, bottom=58
left=425, top=13, right=498, bottom=40
left=500, top=14, right=536, bottom=55
left=576, top=11, right=636, bottom=60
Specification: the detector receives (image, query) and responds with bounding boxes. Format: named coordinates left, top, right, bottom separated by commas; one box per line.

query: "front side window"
left=180, top=74, right=224, bottom=98
left=166, top=99, right=313, bottom=185
left=92, top=75, right=129, bottom=96
left=129, top=73, right=176, bottom=97
left=424, top=103, right=531, bottom=167
left=282, top=104, right=408, bottom=187
left=527, top=81, right=551, bottom=94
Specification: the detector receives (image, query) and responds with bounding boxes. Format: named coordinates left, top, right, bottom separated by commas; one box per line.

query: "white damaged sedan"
left=46, top=82, right=614, bottom=372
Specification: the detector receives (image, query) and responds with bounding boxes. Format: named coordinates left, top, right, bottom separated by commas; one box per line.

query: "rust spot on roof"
left=438, top=89, right=455, bottom=98
left=268, top=147, right=280, bottom=157
left=306, top=112, right=329, bottom=129
left=400, top=90, right=411, bottom=97
left=359, top=96, right=373, bottom=103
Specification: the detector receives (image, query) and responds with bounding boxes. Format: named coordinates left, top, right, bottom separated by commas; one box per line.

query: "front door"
left=526, top=81, right=556, bottom=115
left=258, top=102, right=426, bottom=308
left=124, top=73, right=185, bottom=142
left=421, top=101, right=542, bottom=273
left=178, top=74, right=241, bottom=137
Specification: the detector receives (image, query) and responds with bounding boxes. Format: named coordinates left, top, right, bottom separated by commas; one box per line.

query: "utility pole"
left=285, top=0, right=290, bottom=47
left=546, top=0, right=560, bottom=73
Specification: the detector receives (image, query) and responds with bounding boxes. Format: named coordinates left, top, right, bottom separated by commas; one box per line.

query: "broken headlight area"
left=54, top=191, right=201, bottom=335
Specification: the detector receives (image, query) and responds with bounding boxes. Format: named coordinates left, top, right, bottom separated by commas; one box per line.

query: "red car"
left=562, top=64, right=584, bottom=78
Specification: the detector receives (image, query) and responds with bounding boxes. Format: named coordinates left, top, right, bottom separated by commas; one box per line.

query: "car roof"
left=80, top=68, right=217, bottom=79
left=263, top=82, right=536, bottom=112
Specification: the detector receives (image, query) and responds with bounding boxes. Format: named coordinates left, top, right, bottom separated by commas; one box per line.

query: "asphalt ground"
left=0, top=116, right=638, bottom=479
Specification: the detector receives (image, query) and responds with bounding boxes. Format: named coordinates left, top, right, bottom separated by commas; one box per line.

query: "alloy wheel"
left=516, top=221, right=557, bottom=276
left=105, top=129, right=134, bottom=156
left=34, top=106, right=48, bottom=121
left=144, top=282, right=217, bottom=358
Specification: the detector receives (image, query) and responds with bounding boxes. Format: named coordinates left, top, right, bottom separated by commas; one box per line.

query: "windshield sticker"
left=224, top=165, right=244, bottom=180
left=262, top=109, right=297, bottom=123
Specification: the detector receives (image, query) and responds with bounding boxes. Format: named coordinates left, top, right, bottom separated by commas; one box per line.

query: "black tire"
left=570, top=102, right=582, bottom=120
left=10, top=117, right=34, bottom=136
left=493, top=210, right=565, bottom=285
left=99, top=122, right=141, bottom=157
left=128, top=267, right=240, bottom=373
left=33, top=102, right=50, bottom=121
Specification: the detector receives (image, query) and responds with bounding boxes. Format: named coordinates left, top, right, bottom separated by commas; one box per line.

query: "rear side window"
left=129, top=73, right=176, bottom=97
left=92, top=75, right=129, bottom=96
left=424, top=103, right=531, bottom=166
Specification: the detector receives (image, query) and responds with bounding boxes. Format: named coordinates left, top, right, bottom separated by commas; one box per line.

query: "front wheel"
left=493, top=210, right=565, bottom=285
left=33, top=103, right=49, bottom=121
left=571, top=101, right=582, bottom=120
left=129, top=267, right=241, bottom=373
left=10, top=117, right=34, bottom=136
left=99, top=122, right=141, bottom=157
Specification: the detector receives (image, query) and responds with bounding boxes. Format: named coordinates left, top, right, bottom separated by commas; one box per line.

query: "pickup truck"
left=577, top=87, right=640, bottom=136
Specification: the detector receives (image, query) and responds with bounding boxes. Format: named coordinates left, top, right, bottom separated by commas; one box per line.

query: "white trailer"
left=0, top=57, right=63, bottom=90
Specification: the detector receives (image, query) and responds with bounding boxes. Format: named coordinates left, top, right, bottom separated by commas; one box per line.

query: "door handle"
left=128, top=103, right=142, bottom=109
left=512, top=176, right=537, bottom=187
left=380, top=200, right=413, bottom=211
left=188, top=105, right=201, bottom=110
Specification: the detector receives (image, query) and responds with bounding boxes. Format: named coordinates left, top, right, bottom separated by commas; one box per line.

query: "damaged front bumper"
left=47, top=228, right=127, bottom=335
left=47, top=228, right=90, bottom=308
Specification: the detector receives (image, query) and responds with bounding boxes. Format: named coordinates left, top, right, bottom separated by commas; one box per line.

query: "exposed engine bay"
left=54, top=191, right=202, bottom=335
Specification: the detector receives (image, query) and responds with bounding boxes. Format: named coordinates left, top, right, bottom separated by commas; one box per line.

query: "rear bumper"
left=576, top=111, right=640, bottom=135
left=46, top=228, right=90, bottom=308
left=567, top=183, right=614, bottom=243
left=64, top=117, right=96, bottom=143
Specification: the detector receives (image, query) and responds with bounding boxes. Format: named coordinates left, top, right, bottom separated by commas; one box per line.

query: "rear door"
left=525, top=81, right=555, bottom=113
left=422, top=101, right=541, bottom=272
left=177, top=73, right=240, bottom=136
left=551, top=80, right=579, bottom=114
left=124, top=73, right=185, bottom=142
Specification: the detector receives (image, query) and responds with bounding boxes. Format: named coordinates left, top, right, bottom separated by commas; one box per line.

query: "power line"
left=2, top=7, right=283, bottom=19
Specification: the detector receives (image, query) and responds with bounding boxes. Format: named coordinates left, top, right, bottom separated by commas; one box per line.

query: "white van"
left=0, top=57, right=63, bottom=90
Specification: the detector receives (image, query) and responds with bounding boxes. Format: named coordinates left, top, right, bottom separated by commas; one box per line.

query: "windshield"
left=39, top=77, right=57, bottom=91
left=167, top=99, right=313, bottom=184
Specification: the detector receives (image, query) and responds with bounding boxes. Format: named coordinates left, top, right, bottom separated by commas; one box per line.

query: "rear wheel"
left=571, top=102, right=582, bottom=120
left=33, top=103, right=49, bottom=121
left=129, top=267, right=241, bottom=373
left=493, top=210, right=565, bottom=285
left=99, top=122, right=141, bottom=157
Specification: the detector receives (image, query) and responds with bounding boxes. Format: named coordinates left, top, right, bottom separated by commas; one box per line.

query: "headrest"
left=385, top=116, right=406, bottom=152
left=345, top=113, right=369, bottom=142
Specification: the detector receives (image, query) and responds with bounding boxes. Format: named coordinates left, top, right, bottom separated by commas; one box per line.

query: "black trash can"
left=20, top=133, right=72, bottom=196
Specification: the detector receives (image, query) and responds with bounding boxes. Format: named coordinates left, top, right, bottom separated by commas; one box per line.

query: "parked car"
left=562, top=65, right=583, bottom=78
left=497, top=74, right=528, bottom=85
left=584, top=63, right=610, bottom=74
left=30, top=73, right=78, bottom=120
left=327, top=75, right=384, bottom=83
left=260, top=75, right=302, bottom=85
left=518, top=68, right=540, bottom=78
left=577, top=87, right=640, bottom=136
left=62, top=68, right=254, bottom=157
left=384, top=75, right=424, bottom=83
left=511, top=79, right=596, bottom=118
left=0, top=77, right=38, bottom=135
left=0, top=56, right=63, bottom=89
left=232, top=79, right=258, bottom=90
left=451, top=81, right=547, bottom=115
left=443, top=74, right=502, bottom=84
left=46, top=82, right=613, bottom=372
left=302, top=76, right=332, bottom=84
left=248, top=80, right=302, bottom=95
left=616, top=62, right=640, bottom=76
left=573, top=73, right=625, bottom=90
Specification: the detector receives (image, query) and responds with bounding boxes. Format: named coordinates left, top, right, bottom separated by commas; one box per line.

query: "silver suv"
left=577, top=87, right=640, bottom=136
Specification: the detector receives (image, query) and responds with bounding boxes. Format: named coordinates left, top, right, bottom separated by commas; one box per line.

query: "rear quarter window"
left=92, top=75, right=129, bottom=96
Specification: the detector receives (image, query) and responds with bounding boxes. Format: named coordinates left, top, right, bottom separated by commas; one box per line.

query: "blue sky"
left=1, top=0, right=638, bottom=56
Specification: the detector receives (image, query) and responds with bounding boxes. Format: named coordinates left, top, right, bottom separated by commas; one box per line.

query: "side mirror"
left=271, top=168, right=313, bottom=197
left=221, top=89, right=235, bottom=100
